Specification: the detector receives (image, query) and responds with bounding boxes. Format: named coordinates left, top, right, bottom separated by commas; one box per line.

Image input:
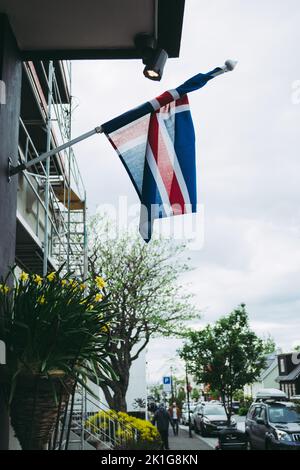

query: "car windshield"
left=269, top=405, right=300, bottom=424
left=204, top=406, right=226, bottom=416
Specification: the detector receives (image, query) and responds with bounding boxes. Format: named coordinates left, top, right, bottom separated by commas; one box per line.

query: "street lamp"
left=185, top=363, right=193, bottom=438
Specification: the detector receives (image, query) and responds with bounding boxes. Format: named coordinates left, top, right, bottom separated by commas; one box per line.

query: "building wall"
left=244, top=363, right=279, bottom=398
left=0, top=14, right=22, bottom=451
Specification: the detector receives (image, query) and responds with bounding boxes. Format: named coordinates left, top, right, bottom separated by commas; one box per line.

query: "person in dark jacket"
left=152, top=404, right=174, bottom=450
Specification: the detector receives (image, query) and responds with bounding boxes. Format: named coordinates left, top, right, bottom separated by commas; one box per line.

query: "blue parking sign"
left=163, top=376, right=172, bottom=392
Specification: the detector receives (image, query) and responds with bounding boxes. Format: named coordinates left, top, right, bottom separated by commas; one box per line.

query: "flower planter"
left=10, top=374, right=74, bottom=450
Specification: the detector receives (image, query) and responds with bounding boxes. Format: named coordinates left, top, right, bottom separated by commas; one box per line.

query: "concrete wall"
left=0, top=14, right=22, bottom=451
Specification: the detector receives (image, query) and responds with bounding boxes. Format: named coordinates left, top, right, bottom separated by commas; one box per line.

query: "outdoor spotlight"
left=135, top=33, right=168, bottom=81
left=143, top=48, right=168, bottom=81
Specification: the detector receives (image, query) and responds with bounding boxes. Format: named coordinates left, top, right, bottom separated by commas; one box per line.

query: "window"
left=260, top=407, right=267, bottom=423
left=269, top=404, right=300, bottom=424
left=252, top=406, right=261, bottom=420
left=204, top=406, right=227, bottom=417
left=280, top=358, right=286, bottom=373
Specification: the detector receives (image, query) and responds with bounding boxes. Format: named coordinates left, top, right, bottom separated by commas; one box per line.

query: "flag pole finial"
left=224, top=59, right=238, bottom=72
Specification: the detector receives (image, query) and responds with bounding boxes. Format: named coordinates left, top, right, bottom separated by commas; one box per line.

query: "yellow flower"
left=19, top=271, right=29, bottom=282
left=37, top=295, right=46, bottom=305
left=0, top=284, right=9, bottom=294
left=95, top=276, right=106, bottom=290
left=69, top=279, right=79, bottom=289
left=61, top=279, right=68, bottom=287
left=95, top=293, right=103, bottom=302
left=100, top=324, right=110, bottom=334
left=47, top=272, right=56, bottom=282
left=33, top=274, right=43, bottom=286
left=79, top=283, right=86, bottom=291
left=87, top=304, right=94, bottom=311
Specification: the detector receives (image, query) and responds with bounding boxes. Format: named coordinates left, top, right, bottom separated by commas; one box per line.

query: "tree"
left=191, top=388, right=200, bottom=402
left=176, top=387, right=186, bottom=407
left=180, top=305, right=268, bottom=422
left=88, top=216, right=199, bottom=411
left=262, top=335, right=277, bottom=354
left=149, top=384, right=163, bottom=403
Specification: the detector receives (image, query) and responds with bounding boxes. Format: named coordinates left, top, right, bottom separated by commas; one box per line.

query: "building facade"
left=277, top=353, right=300, bottom=398
left=244, top=352, right=280, bottom=398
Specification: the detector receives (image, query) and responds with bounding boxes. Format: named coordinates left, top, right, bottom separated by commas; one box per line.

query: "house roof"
left=276, top=363, right=300, bottom=383
left=259, top=353, right=278, bottom=381
left=0, top=0, right=185, bottom=60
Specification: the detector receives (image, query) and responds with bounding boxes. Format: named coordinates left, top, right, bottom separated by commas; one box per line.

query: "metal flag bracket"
left=8, top=125, right=103, bottom=181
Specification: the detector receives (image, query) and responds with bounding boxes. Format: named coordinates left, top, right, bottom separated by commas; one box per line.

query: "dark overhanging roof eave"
left=18, top=0, right=186, bottom=61
left=276, top=364, right=300, bottom=382
left=21, top=48, right=144, bottom=61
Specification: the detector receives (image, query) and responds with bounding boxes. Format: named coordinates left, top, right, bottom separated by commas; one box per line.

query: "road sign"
left=163, top=376, right=172, bottom=393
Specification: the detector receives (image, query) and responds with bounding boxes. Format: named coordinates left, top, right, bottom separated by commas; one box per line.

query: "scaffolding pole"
left=43, top=61, right=54, bottom=276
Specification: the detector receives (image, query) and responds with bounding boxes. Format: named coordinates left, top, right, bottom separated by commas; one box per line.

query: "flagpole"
left=8, top=126, right=103, bottom=177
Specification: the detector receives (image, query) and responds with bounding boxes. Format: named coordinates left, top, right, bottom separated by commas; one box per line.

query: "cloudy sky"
left=71, top=0, right=300, bottom=382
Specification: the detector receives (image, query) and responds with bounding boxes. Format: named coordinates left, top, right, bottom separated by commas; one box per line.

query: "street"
left=170, top=416, right=246, bottom=451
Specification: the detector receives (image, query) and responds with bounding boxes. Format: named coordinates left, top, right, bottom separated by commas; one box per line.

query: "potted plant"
left=0, top=268, right=114, bottom=450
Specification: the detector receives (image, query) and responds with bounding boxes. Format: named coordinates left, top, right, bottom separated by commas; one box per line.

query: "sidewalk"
left=168, top=427, right=212, bottom=451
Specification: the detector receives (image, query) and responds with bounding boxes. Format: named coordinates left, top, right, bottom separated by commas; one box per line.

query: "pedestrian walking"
left=168, top=402, right=181, bottom=436
left=152, top=404, right=174, bottom=450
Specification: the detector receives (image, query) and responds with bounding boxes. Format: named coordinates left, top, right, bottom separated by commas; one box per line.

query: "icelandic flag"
left=101, top=62, right=236, bottom=241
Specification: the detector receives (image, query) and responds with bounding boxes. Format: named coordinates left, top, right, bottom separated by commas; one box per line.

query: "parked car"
left=231, top=401, right=240, bottom=414
left=181, top=404, right=196, bottom=426
left=245, top=399, right=300, bottom=450
left=215, top=428, right=248, bottom=451
left=193, top=403, right=236, bottom=436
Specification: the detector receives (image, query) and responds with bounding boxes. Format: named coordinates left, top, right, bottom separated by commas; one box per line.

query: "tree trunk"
left=101, top=371, right=130, bottom=412
left=112, top=388, right=127, bottom=412
left=221, top=391, right=231, bottom=425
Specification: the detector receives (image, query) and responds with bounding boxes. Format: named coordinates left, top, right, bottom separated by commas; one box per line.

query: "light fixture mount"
left=135, top=33, right=168, bottom=81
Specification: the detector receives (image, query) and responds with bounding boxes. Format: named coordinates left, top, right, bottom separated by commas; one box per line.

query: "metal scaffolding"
left=16, top=59, right=87, bottom=278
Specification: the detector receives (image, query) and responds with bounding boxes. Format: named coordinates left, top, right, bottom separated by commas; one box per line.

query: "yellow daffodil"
left=0, top=284, right=9, bottom=294
left=100, top=324, right=110, bottom=334
left=95, top=276, right=106, bottom=290
left=87, top=304, right=94, bottom=311
left=33, top=274, right=43, bottom=286
left=61, top=279, right=68, bottom=287
left=69, top=279, right=78, bottom=289
left=47, top=272, right=56, bottom=282
left=95, top=293, right=103, bottom=302
left=37, top=295, right=46, bottom=305
left=19, top=271, right=29, bottom=282
left=79, top=283, right=86, bottom=291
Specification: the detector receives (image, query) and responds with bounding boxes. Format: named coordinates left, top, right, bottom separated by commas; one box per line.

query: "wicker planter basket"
left=10, top=373, right=74, bottom=450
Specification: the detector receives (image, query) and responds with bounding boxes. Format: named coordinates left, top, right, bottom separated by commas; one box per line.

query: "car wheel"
left=246, top=435, right=253, bottom=450
left=265, top=440, right=272, bottom=451
left=200, top=424, right=208, bottom=437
